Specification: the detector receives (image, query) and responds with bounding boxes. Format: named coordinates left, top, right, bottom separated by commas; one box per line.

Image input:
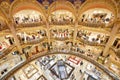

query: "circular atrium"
left=0, top=0, right=120, bottom=80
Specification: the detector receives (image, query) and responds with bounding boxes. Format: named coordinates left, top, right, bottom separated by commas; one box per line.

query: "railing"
left=20, top=38, right=47, bottom=45
left=50, top=21, right=74, bottom=25
left=77, top=38, right=106, bottom=47
left=0, top=45, right=16, bottom=59
left=51, top=37, right=73, bottom=41
left=17, top=22, right=45, bottom=27
left=78, top=22, right=105, bottom=28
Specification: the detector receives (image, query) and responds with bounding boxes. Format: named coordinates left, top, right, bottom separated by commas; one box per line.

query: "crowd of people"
left=50, top=13, right=74, bottom=25
left=79, top=13, right=114, bottom=27
left=14, top=14, right=44, bottom=25
left=17, top=30, right=47, bottom=44
left=25, top=41, right=103, bottom=60
left=50, top=29, right=73, bottom=39
left=77, top=30, right=109, bottom=45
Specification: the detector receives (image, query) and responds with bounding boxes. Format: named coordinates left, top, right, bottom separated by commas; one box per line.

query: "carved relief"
left=0, top=1, right=10, bottom=14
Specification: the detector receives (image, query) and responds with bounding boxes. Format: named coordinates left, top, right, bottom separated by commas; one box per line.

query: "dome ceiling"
left=10, top=0, right=46, bottom=19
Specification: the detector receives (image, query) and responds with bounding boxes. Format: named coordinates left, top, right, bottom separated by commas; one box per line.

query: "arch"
left=9, top=0, right=46, bottom=21
left=48, top=0, right=76, bottom=25
left=48, top=0, right=76, bottom=17
left=78, top=0, right=117, bottom=18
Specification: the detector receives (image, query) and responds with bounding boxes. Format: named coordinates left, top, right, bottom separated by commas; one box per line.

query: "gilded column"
left=46, top=17, right=51, bottom=44
left=7, top=20, right=23, bottom=54
left=73, top=19, right=78, bottom=44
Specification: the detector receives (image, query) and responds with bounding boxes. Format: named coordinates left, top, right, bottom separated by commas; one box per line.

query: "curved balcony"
left=50, top=29, right=74, bottom=40
left=76, top=37, right=106, bottom=46
left=0, top=45, right=15, bottom=59
left=17, top=31, right=47, bottom=45
left=50, top=33, right=73, bottom=41
left=20, top=37, right=47, bottom=45
left=76, top=29, right=109, bottom=46
left=49, top=21, right=74, bottom=25
left=76, top=36, right=108, bottom=46
left=78, top=8, right=115, bottom=28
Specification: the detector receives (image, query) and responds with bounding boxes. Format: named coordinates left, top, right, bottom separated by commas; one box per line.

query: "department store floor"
left=8, top=54, right=112, bottom=80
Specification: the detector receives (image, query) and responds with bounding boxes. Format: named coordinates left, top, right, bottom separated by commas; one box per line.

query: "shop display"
left=38, top=56, right=51, bottom=66
left=23, top=64, right=38, bottom=78
left=79, top=8, right=114, bottom=26
left=49, top=10, right=75, bottom=25
left=14, top=10, right=44, bottom=24
left=85, top=64, right=101, bottom=80
left=68, top=56, right=81, bottom=65
left=50, top=29, right=73, bottom=39
left=17, top=30, right=47, bottom=43
left=77, top=30, right=109, bottom=45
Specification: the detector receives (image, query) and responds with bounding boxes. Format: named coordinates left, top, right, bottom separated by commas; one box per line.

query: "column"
left=7, top=21, right=23, bottom=54
left=46, top=18, right=51, bottom=44
left=73, top=18, right=78, bottom=44
left=103, top=21, right=120, bottom=57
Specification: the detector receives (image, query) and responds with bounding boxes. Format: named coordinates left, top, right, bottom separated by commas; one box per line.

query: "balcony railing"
left=50, top=21, right=74, bottom=25
left=0, top=45, right=15, bottom=59
left=78, top=22, right=105, bottom=28
left=77, top=37, right=106, bottom=46
left=17, top=22, right=45, bottom=27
